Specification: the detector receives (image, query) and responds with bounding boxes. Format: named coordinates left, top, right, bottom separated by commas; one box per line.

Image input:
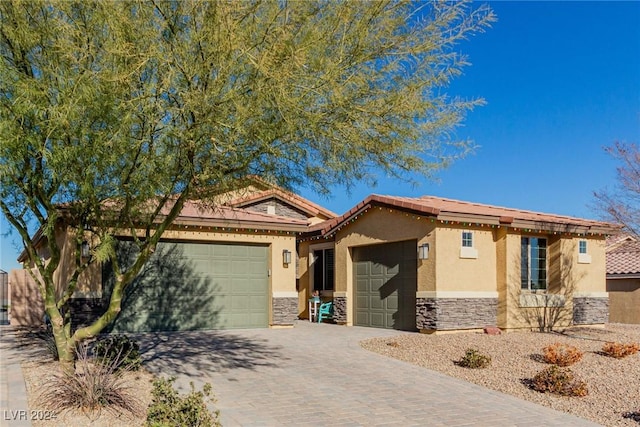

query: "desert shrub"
left=93, top=334, right=141, bottom=371
left=530, top=365, right=588, bottom=397
left=601, top=341, right=640, bottom=359
left=39, top=344, right=142, bottom=418
left=542, top=342, right=583, bottom=367
left=146, top=377, right=220, bottom=427
left=456, top=348, right=491, bottom=369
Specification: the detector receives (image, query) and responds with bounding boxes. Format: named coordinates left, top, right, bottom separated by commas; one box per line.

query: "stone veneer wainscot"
left=416, top=293, right=498, bottom=331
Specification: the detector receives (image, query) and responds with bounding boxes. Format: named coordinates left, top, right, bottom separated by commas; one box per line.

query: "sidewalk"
left=0, top=326, right=32, bottom=427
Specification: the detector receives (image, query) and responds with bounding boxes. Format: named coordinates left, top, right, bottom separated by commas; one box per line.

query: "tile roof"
left=307, top=194, right=621, bottom=237
left=225, top=188, right=337, bottom=219
left=607, top=235, right=640, bottom=275
left=171, top=200, right=309, bottom=230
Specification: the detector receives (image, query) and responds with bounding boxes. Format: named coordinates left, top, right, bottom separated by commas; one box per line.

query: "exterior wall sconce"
left=81, top=241, right=90, bottom=258
left=418, top=243, right=429, bottom=260
left=283, top=249, right=292, bottom=265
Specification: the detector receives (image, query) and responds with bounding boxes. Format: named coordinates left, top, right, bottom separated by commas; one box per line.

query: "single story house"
left=606, top=234, right=640, bottom=324
left=11, top=184, right=619, bottom=333
left=298, top=195, right=618, bottom=332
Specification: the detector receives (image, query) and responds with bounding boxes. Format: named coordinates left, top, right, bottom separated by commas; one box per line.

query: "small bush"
left=542, top=342, right=583, bottom=367
left=530, top=365, right=588, bottom=397
left=456, top=348, right=491, bottom=369
left=93, top=334, right=141, bottom=371
left=146, top=377, right=220, bottom=427
left=39, top=344, right=142, bottom=418
left=601, top=341, right=640, bottom=359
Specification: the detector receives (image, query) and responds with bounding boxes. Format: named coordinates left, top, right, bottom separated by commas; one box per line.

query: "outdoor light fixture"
left=418, top=243, right=429, bottom=260
left=81, top=241, right=90, bottom=258
left=283, top=249, right=292, bottom=265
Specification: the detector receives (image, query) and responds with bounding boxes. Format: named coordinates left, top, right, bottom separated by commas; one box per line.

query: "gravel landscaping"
left=361, top=323, right=640, bottom=427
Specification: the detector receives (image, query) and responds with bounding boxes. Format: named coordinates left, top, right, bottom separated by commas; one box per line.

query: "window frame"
left=462, top=231, right=473, bottom=248
left=309, top=243, right=335, bottom=292
left=520, top=236, right=548, bottom=291
left=578, top=240, right=587, bottom=254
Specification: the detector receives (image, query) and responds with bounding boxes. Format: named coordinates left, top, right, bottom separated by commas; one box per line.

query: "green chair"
left=317, top=302, right=334, bottom=323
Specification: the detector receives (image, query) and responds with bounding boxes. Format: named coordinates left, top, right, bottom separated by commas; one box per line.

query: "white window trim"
left=578, top=240, right=591, bottom=264
left=460, top=231, right=477, bottom=258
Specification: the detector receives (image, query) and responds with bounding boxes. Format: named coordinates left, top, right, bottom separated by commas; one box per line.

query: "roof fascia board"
left=607, top=273, right=640, bottom=279
left=172, top=218, right=309, bottom=232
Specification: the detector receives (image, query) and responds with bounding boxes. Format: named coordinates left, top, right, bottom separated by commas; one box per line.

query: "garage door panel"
left=370, top=295, right=384, bottom=310
left=386, top=295, right=398, bottom=310
left=354, top=241, right=417, bottom=331
left=107, top=241, right=268, bottom=332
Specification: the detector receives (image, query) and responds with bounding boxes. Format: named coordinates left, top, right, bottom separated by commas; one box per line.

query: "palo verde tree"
left=0, top=0, right=494, bottom=371
left=594, top=142, right=640, bottom=237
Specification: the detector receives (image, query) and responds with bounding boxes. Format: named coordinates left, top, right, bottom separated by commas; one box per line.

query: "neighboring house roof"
left=172, top=200, right=309, bottom=231
left=224, top=188, right=337, bottom=219
left=606, top=234, right=640, bottom=277
left=308, top=194, right=621, bottom=237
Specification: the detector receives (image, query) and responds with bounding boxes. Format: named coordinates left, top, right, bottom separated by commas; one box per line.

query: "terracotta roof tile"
left=607, top=237, right=640, bottom=275
left=176, top=200, right=308, bottom=227
left=225, top=188, right=337, bottom=219
left=310, top=194, right=620, bottom=237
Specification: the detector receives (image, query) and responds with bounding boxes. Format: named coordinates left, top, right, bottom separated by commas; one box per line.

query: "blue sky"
left=1, top=1, right=639, bottom=272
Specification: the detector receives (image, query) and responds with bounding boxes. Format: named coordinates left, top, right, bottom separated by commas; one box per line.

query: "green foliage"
left=146, top=377, right=220, bottom=427
left=601, top=341, right=640, bottom=359
left=93, top=334, right=141, bottom=371
left=456, top=348, right=491, bottom=369
left=0, top=0, right=495, bottom=368
left=39, top=344, right=142, bottom=418
left=542, top=342, right=583, bottom=367
left=530, top=365, right=588, bottom=397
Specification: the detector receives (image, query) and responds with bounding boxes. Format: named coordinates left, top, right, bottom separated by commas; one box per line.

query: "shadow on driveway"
left=137, top=329, right=286, bottom=378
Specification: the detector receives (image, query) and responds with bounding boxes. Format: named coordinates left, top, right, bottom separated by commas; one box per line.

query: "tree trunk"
left=50, top=321, right=75, bottom=375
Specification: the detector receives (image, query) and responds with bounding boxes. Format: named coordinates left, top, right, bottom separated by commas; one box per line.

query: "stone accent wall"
left=332, top=296, right=347, bottom=324
left=272, top=297, right=298, bottom=325
left=573, top=297, right=608, bottom=325
left=68, top=298, right=107, bottom=330
left=416, top=298, right=498, bottom=331
left=245, top=200, right=308, bottom=220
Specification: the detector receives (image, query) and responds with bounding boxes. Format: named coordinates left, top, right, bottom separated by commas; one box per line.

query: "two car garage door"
left=353, top=240, right=417, bottom=331
left=107, top=241, right=269, bottom=332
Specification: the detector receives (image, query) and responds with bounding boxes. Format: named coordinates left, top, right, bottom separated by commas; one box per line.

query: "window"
left=577, top=240, right=591, bottom=263
left=521, top=237, right=547, bottom=291
left=460, top=231, right=478, bottom=258
left=313, top=248, right=334, bottom=291
left=579, top=240, right=587, bottom=254
left=462, top=231, right=473, bottom=247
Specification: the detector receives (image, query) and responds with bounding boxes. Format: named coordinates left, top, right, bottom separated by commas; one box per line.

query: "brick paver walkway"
left=138, top=321, right=601, bottom=426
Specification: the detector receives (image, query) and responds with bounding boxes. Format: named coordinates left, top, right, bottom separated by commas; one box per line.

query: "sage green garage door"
left=108, top=241, right=268, bottom=332
left=353, top=240, right=417, bottom=331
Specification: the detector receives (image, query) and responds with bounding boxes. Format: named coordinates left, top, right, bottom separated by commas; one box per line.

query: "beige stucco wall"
left=607, top=278, right=640, bottom=324
left=434, top=226, right=497, bottom=293
left=331, top=207, right=435, bottom=325
left=499, top=232, right=608, bottom=330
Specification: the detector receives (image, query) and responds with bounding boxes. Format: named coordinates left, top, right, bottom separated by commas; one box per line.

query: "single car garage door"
left=105, top=241, right=269, bottom=332
left=353, top=240, right=417, bottom=331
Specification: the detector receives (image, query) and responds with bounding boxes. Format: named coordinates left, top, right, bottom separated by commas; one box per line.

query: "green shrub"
left=456, top=348, right=491, bottom=369
left=542, top=342, right=583, bottom=367
left=146, top=377, right=220, bottom=427
left=601, top=341, right=640, bottom=359
left=39, top=344, right=142, bottom=418
left=530, top=365, right=588, bottom=397
left=93, top=334, right=141, bottom=371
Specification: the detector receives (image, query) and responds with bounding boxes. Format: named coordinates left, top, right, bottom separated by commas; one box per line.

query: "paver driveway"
left=138, top=321, right=599, bottom=427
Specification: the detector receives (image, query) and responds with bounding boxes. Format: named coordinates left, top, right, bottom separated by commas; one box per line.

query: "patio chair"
left=317, top=301, right=334, bottom=323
